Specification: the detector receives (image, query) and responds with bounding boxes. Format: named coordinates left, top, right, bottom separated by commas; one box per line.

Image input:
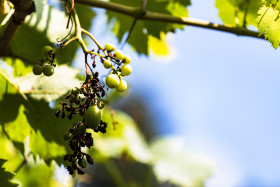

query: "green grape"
left=121, top=64, right=132, bottom=76
left=106, top=74, right=120, bottom=88
left=72, top=87, right=80, bottom=95
left=116, top=79, right=127, bottom=92
left=123, top=55, right=131, bottom=64
left=85, top=105, right=101, bottom=130
left=98, top=100, right=104, bottom=109
left=63, top=132, right=73, bottom=141
left=33, top=64, right=44, bottom=75
left=43, top=65, right=54, bottom=76
left=105, top=43, right=116, bottom=51
left=42, top=46, right=53, bottom=58
left=114, top=50, right=124, bottom=60
left=77, top=125, right=86, bottom=135
left=79, top=158, right=87, bottom=168
left=103, top=60, right=112, bottom=69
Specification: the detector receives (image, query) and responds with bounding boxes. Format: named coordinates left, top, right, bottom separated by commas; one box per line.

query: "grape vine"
left=30, top=0, right=133, bottom=175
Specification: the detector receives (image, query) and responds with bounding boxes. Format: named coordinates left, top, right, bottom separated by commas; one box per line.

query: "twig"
left=75, top=0, right=264, bottom=39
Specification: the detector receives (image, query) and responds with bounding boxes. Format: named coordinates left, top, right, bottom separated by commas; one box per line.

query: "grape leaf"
left=15, top=65, right=81, bottom=102
left=256, top=5, right=280, bottom=49
left=215, top=0, right=262, bottom=27
left=90, top=108, right=152, bottom=163
left=0, top=68, right=74, bottom=165
left=0, top=159, right=18, bottom=187
left=106, top=0, right=190, bottom=55
left=151, top=137, right=213, bottom=187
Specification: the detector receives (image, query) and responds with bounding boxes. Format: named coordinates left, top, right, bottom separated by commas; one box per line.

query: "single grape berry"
left=78, top=158, right=87, bottom=168
left=42, top=46, right=53, bottom=58
left=104, top=43, right=116, bottom=51
left=116, top=80, right=127, bottom=92
left=72, top=87, right=80, bottom=95
left=77, top=125, right=86, bottom=135
left=103, top=60, right=112, bottom=69
left=63, top=132, right=73, bottom=141
left=85, top=105, right=101, bottom=130
left=114, top=50, right=124, bottom=60
left=106, top=74, right=120, bottom=88
left=98, top=100, right=104, bottom=109
left=33, top=64, right=44, bottom=75
left=121, top=64, right=132, bottom=76
left=123, top=55, right=131, bottom=64
left=43, top=65, right=54, bottom=76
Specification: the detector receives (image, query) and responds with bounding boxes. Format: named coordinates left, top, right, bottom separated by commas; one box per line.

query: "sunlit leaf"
left=151, top=137, right=213, bottom=187
left=0, top=159, right=18, bottom=187
left=257, top=5, right=280, bottom=48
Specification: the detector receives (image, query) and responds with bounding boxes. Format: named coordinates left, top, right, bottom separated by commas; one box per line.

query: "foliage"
left=0, top=0, right=279, bottom=186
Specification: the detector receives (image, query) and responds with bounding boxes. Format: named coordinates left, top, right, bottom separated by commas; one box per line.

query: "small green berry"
left=33, top=64, right=44, bottom=75
left=43, top=65, right=54, bottom=76
left=121, top=64, right=132, bottom=76
left=123, top=55, right=131, bottom=64
left=72, top=87, right=80, bottom=95
left=42, top=46, right=53, bottom=58
left=77, top=125, right=86, bottom=135
left=114, top=50, right=124, bottom=60
left=103, top=60, right=112, bottom=69
left=116, top=80, right=127, bottom=92
left=63, top=132, right=73, bottom=141
left=105, top=43, right=116, bottom=51
left=106, top=74, right=120, bottom=88
left=85, top=105, right=101, bottom=130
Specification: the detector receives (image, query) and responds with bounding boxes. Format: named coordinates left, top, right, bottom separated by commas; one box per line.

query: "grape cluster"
left=50, top=42, right=133, bottom=175
left=103, top=43, right=132, bottom=92
left=56, top=70, right=108, bottom=175
left=32, top=46, right=55, bottom=76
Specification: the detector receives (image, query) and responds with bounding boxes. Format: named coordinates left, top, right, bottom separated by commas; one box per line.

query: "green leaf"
left=0, top=69, right=74, bottom=165
left=0, top=159, right=18, bottom=187
left=90, top=108, right=152, bottom=163
left=215, top=0, right=262, bottom=27
left=151, top=137, right=213, bottom=187
left=15, top=160, right=68, bottom=187
left=107, top=0, right=190, bottom=55
left=15, top=65, right=82, bottom=102
left=256, top=5, right=280, bottom=48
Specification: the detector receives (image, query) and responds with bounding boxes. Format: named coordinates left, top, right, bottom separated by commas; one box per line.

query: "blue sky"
left=73, top=0, right=280, bottom=186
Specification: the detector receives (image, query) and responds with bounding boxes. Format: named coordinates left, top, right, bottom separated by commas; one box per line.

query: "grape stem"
left=74, top=0, right=264, bottom=39
left=66, top=0, right=107, bottom=58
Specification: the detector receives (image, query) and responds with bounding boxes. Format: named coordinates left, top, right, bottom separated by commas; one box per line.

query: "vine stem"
left=74, top=0, right=264, bottom=39
left=66, top=0, right=107, bottom=57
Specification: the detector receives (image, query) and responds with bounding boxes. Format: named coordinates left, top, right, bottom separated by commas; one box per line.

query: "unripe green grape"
left=105, top=43, right=116, bottom=51
left=42, top=46, right=53, bottom=58
left=114, top=50, right=124, bottom=60
left=103, top=60, right=112, bottom=69
left=72, top=87, right=80, bottom=95
left=123, top=55, right=131, bottom=64
left=85, top=105, right=101, bottom=130
left=106, top=74, right=120, bottom=88
left=63, top=132, right=73, bottom=141
left=43, top=65, right=54, bottom=76
left=116, top=79, right=127, bottom=92
left=33, top=64, right=44, bottom=75
left=79, top=158, right=87, bottom=168
left=98, top=100, right=104, bottom=109
left=121, top=64, right=132, bottom=76
left=77, top=125, right=86, bottom=135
